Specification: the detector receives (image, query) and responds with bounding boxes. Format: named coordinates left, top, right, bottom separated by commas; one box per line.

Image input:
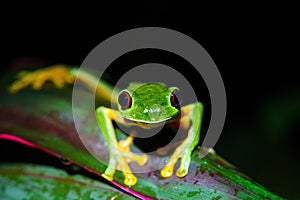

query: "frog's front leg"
left=96, top=107, right=148, bottom=186
left=161, top=102, right=203, bottom=178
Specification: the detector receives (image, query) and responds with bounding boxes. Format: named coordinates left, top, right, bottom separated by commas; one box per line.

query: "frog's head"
left=117, top=83, right=181, bottom=126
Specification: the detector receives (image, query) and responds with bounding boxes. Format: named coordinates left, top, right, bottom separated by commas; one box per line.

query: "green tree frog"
left=9, top=64, right=203, bottom=186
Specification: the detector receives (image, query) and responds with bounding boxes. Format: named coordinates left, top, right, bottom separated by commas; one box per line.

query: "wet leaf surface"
left=0, top=163, right=136, bottom=200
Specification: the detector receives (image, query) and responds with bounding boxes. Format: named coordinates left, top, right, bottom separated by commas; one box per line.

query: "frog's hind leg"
left=8, top=64, right=75, bottom=93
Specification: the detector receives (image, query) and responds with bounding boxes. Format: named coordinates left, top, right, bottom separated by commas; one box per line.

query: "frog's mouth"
left=126, top=114, right=181, bottom=129
left=133, top=120, right=167, bottom=129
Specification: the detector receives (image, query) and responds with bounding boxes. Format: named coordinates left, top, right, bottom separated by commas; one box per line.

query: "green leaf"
left=0, top=71, right=285, bottom=199
left=0, top=163, right=136, bottom=200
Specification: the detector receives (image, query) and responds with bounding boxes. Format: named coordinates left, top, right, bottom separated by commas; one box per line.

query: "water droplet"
left=60, top=157, right=71, bottom=165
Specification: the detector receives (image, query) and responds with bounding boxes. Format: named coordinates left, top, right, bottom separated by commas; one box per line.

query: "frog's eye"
left=118, top=91, right=132, bottom=110
left=170, top=89, right=182, bottom=108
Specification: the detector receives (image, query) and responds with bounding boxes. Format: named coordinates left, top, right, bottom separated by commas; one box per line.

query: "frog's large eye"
left=170, top=89, right=182, bottom=108
left=118, top=91, right=132, bottom=110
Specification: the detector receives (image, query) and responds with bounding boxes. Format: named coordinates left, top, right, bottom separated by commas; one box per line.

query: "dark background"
left=1, top=2, right=299, bottom=199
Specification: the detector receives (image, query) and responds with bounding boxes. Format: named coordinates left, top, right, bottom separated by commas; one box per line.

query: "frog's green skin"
left=8, top=64, right=204, bottom=187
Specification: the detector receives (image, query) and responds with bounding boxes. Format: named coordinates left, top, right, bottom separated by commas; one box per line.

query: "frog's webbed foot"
left=161, top=139, right=193, bottom=178
left=8, top=64, right=75, bottom=93
left=103, top=135, right=148, bottom=186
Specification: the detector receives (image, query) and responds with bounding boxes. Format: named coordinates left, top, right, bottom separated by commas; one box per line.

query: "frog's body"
left=9, top=64, right=203, bottom=186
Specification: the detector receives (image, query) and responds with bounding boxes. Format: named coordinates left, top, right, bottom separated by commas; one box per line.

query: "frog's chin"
left=124, top=113, right=181, bottom=129
left=126, top=118, right=171, bottom=129
left=133, top=121, right=166, bottom=129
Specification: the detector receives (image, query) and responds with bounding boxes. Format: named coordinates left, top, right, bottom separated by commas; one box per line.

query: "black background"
left=1, top=2, right=299, bottom=199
